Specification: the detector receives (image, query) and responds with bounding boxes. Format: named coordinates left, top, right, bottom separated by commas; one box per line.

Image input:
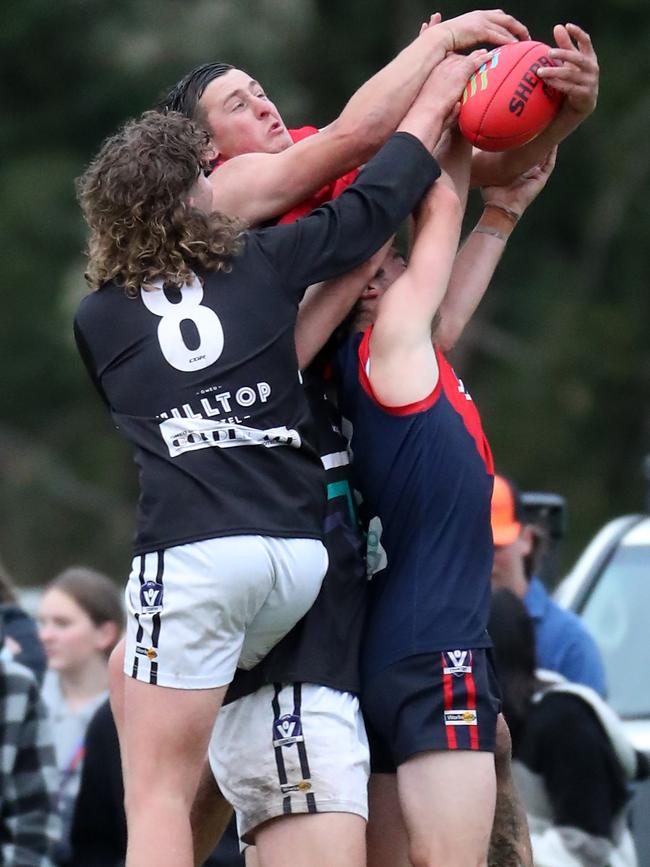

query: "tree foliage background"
left=2, top=0, right=649, bottom=587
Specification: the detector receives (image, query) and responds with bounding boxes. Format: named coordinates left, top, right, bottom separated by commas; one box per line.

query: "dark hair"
left=45, top=567, right=124, bottom=654
left=488, top=589, right=537, bottom=746
left=76, top=110, right=245, bottom=295
left=159, top=62, right=234, bottom=120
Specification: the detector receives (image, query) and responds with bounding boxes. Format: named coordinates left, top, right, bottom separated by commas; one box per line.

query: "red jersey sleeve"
left=277, top=127, right=359, bottom=224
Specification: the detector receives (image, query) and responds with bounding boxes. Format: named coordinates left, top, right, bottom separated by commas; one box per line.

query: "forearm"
left=339, top=10, right=529, bottom=162
left=295, top=245, right=390, bottom=369
left=435, top=203, right=516, bottom=350
left=336, top=26, right=451, bottom=160
left=377, top=181, right=463, bottom=349
left=211, top=27, right=450, bottom=224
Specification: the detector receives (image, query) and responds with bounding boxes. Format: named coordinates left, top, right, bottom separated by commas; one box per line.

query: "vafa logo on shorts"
left=140, top=581, right=164, bottom=614
left=443, top=650, right=473, bottom=676
left=272, top=714, right=304, bottom=748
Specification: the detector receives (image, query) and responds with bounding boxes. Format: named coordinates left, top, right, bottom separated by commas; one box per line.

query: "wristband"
left=483, top=202, right=520, bottom=224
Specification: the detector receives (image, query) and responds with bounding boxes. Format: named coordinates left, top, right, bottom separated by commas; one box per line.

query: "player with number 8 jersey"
left=74, top=110, right=439, bottom=685
left=73, top=108, right=442, bottom=866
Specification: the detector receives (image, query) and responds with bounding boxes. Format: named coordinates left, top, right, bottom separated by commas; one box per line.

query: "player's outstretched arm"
left=436, top=147, right=557, bottom=352
left=367, top=78, right=475, bottom=408
left=471, top=23, right=598, bottom=187
left=398, top=48, right=491, bottom=152
left=294, top=240, right=394, bottom=370
left=212, top=10, right=528, bottom=223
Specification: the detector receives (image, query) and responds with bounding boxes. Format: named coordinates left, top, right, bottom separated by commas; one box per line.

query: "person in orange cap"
left=491, top=474, right=606, bottom=695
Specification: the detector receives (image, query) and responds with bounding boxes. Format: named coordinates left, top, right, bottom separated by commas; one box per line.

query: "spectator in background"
left=0, top=554, right=47, bottom=682
left=37, top=568, right=124, bottom=864
left=490, top=474, right=607, bottom=696
left=67, top=699, right=125, bottom=867
left=0, top=627, right=61, bottom=867
left=68, top=696, right=243, bottom=867
left=488, top=589, right=645, bottom=867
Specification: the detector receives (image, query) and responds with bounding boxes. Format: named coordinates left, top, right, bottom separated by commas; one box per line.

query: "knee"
left=124, top=781, right=193, bottom=820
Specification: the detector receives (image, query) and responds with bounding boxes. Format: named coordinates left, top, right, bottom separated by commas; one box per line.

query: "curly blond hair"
left=77, top=110, right=245, bottom=295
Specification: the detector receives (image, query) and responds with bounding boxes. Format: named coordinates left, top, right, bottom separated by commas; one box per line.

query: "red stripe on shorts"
left=442, top=654, right=457, bottom=750
left=465, top=666, right=479, bottom=750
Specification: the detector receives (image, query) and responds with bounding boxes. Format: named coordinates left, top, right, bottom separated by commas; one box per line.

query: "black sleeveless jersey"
left=74, top=133, right=440, bottom=554
left=225, top=370, right=367, bottom=702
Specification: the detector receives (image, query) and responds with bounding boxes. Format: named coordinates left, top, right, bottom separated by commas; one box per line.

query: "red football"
left=458, top=40, right=563, bottom=151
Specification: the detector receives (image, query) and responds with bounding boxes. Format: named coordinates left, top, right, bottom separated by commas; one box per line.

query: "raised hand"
left=420, top=12, right=442, bottom=35
left=418, top=49, right=493, bottom=128
left=480, top=147, right=558, bottom=216
left=440, top=9, right=529, bottom=51
left=537, top=23, right=599, bottom=119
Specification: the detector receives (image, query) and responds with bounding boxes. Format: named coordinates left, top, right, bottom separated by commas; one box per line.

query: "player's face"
left=356, top=247, right=406, bottom=321
left=491, top=530, right=531, bottom=593
left=37, top=588, right=109, bottom=673
left=199, top=69, right=293, bottom=159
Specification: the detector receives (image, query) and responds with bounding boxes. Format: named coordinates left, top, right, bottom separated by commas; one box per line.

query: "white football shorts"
left=209, top=683, right=369, bottom=844
left=123, top=536, right=328, bottom=688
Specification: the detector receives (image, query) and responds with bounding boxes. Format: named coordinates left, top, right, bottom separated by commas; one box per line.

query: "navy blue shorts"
left=362, top=648, right=502, bottom=772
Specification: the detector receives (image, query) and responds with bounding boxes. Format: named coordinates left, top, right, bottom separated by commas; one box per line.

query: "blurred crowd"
left=0, top=475, right=645, bottom=867
left=0, top=559, right=241, bottom=867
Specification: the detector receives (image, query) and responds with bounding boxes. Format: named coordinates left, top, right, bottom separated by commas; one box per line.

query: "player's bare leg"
left=252, top=813, right=366, bottom=867
left=489, top=714, right=532, bottom=867
left=366, top=773, right=411, bottom=867
left=397, top=750, right=496, bottom=867
left=108, top=639, right=127, bottom=768
left=123, top=677, right=227, bottom=867
left=191, top=761, right=233, bottom=867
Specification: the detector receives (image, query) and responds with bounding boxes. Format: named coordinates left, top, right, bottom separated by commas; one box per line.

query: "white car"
left=555, top=514, right=650, bottom=865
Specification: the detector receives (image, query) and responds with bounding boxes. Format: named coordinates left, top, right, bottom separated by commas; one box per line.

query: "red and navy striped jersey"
left=338, top=327, right=495, bottom=679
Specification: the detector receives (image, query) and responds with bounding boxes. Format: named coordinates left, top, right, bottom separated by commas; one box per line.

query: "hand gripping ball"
left=459, top=40, right=563, bottom=151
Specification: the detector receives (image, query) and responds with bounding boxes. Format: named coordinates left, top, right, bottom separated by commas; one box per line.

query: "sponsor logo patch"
left=272, top=713, right=304, bottom=748
left=442, top=649, right=473, bottom=676
left=160, top=417, right=301, bottom=457
left=135, top=645, right=158, bottom=660
left=280, top=780, right=312, bottom=793
left=444, top=709, right=478, bottom=726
